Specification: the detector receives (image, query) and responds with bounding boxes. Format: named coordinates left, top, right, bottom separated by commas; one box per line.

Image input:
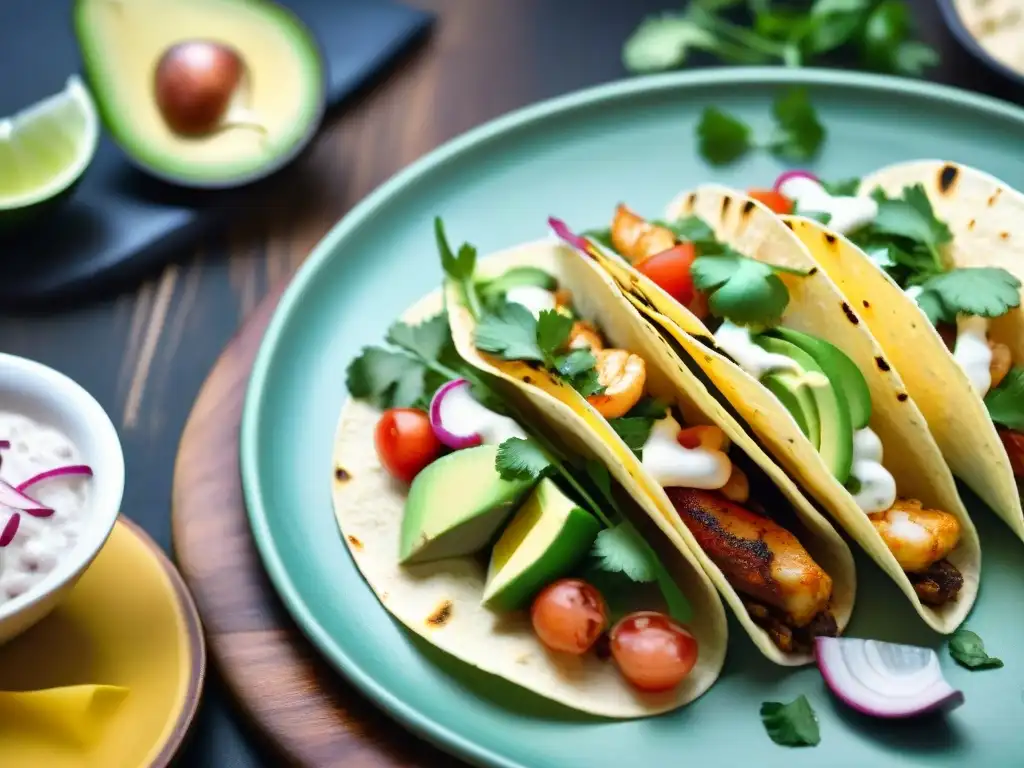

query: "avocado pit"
left=154, top=41, right=265, bottom=137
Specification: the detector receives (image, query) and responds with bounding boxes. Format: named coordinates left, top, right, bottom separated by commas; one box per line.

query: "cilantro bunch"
left=845, top=184, right=1022, bottom=326
left=623, top=0, right=937, bottom=77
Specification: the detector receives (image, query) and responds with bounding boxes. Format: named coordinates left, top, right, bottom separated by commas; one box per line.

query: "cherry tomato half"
left=747, top=188, right=794, bottom=215
left=998, top=429, right=1024, bottom=478
left=610, top=611, right=698, bottom=692
left=636, top=243, right=701, bottom=309
left=530, top=579, right=608, bottom=654
left=374, top=408, right=442, bottom=484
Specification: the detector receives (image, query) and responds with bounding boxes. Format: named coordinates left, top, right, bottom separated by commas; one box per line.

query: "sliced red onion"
left=0, top=480, right=52, bottom=517
left=815, top=637, right=964, bottom=719
left=0, top=440, right=9, bottom=450
left=16, top=464, right=93, bottom=493
left=773, top=170, right=820, bottom=193
left=548, top=217, right=604, bottom=261
left=429, top=379, right=484, bottom=450
left=0, top=512, right=20, bottom=547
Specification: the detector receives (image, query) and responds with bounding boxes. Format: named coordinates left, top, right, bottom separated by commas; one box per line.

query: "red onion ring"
left=429, top=379, right=483, bottom=450
left=0, top=480, right=51, bottom=517
left=773, top=170, right=820, bottom=193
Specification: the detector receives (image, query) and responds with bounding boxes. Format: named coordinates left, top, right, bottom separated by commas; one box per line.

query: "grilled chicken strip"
left=869, top=499, right=960, bottom=573
left=611, top=204, right=676, bottom=264
left=665, top=488, right=833, bottom=628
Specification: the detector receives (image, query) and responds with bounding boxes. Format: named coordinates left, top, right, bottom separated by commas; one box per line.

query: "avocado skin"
left=400, top=445, right=535, bottom=565
left=755, top=333, right=854, bottom=483
left=482, top=479, right=600, bottom=612
left=771, top=327, right=872, bottom=430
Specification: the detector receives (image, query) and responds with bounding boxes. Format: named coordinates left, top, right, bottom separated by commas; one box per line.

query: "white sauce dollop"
left=641, top=414, right=732, bottom=489
left=714, top=321, right=802, bottom=379
left=0, top=413, right=91, bottom=605
left=849, top=427, right=897, bottom=514
left=779, top=176, right=878, bottom=235
left=505, top=286, right=556, bottom=319
left=952, top=315, right=993, bottom=397
left=438, top=384, right=528, bottom=445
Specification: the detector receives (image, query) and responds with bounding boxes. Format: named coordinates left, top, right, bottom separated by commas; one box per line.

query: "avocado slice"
left=482, top=479, right=600, bottom=611
left=400, top=445, right=536, bottom=565
left=74, top=0, right=326, bottom=188
left=757, top=334, right=854, bottom=483
left=771, top=327, right=872, bottom=429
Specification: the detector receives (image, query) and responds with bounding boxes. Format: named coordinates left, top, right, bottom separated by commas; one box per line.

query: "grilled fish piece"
left=665, top=488, right=833, bottom=628
left=611, top=204, right=676, bottom=263
left=869, top=499, right=961, bottom=572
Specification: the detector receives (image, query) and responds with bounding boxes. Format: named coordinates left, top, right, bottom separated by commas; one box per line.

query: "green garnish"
left=692, top=251, right=808, bottom=325
left=986, top=367, right=1024, bottom=431
left=494, top=437, right=552, bottom=482
left=696, top=88, right=825, bottom=166
left=592, top=525, right=657, bottom=582
left=847, top=185, right=1021, bottom=324
left=347, top=314, right=466, bottom=410
left=622, top=0, right=936, bottom=76
left=820, top=177, right=861, bottom=196
left=608, top=397, right=669, bottom=457
left=660, top=215, right=716, bottom=243
left=435, top=217, right=482, bottom=319
left=949, top=628, right=1004, bottom=670
left=475, top=306, right=605, bottom=397
left=760, top=695, right=821, bottom=747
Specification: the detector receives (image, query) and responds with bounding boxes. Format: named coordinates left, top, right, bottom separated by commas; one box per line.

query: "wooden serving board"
left=171, top=285, right=457, bottom=767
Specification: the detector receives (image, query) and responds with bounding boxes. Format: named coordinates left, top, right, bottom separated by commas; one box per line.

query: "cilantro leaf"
left=435, top=217, right=483, bottom=319
left=386, top=315, right=451, bottom=362
left=554, top=348, right=597, bottom=378
left=861, top=0, right=939, bottom=76
left=581, top=227, right=615, bottom=251
left=697, top=107, right=753, bottom=166
left=692, top=254, right=795, bottom=325
left=870, top=184, right=952, bottom=255
left=624, top=396, right=669, bottom=420
left=795, top=209, right=833, bottom=226
left=495, top=437, right=551, bottom=482
left=609, top=417, right=656, bottom=455
left=820, top=177, right=861, bottom=196
left=346, top=347, right=424, bottom=409
left=591, top=524, right=657, bottom=582
left=986, top=367, right=1024, bottom=431
left=768, top=87, right=826, bottom=163
left=949, top=628, right=1004, bottom=670
left=919, top=268, right=1022, bottom=319
left=760, top=695, right=820, bottom=747
left=584, top=459, right=615, bottom=506
left=474, top=303, right=543, bottom=361
left=914, top=289, right=948, bottom=327
left=622, top=14, right=718, bottom=73
left=536, top=310, right=574, bottom=359
left=568, top=367, right=605, bottom=398
left=661, top=215, right=716, bottom=243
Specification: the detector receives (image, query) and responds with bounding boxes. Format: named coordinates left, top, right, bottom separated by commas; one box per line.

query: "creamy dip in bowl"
left=0, top=353, right=124, bottom=644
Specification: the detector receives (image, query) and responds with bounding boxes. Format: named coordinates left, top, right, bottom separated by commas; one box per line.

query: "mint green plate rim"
left=240, top=67, right=1024, bottom=767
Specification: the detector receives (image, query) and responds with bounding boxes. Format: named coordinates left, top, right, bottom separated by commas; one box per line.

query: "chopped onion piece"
left=16, top=464, right=94, bottom=493
left=0, top=440, right=9, bottom=450
left=773, top=170, right=820, bottom=192
left=0, top=480, right=52, bottom=517
left=0, top=513, right=20, bottom=547
left=548, top=216, right=592, bottom=253
left=815, top=637, right=964, bottom=719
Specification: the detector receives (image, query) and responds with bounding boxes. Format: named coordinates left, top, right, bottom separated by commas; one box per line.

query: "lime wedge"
left=0, top=75, right=100, bottom=211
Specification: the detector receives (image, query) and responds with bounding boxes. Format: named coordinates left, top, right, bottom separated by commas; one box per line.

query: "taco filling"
left=344, top=300, right=721, bottom=700
left=442, top=226, right=841, bottom=654
left=771, top=171, right=1024, bottom=485
left=572, top=202, right=965, bottom=607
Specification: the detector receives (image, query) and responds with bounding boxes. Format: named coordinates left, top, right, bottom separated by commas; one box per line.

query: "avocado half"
left=74, top=0, right=326, bottom=188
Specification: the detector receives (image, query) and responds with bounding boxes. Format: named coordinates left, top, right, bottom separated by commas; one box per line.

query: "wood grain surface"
left=2, top=1, right=1012, bottom=765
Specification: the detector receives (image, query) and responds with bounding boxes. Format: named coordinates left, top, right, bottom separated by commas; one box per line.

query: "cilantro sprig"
left=760, top=695, right=821, bottom=747
left=696, top=88, right=825, bottom=166
left=986, top=367, right=1024, bottom=431
left=609, top=397, right=669, bottom=457
left=623, top=0, right=936, bottom=77
left=845, top=185, right=1021, bottom=324
left=949, top=628, right=1003, bottom=670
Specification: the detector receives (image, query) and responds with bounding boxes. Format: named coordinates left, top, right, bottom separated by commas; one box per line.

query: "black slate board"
left=0, top=0, right=433, bottom=309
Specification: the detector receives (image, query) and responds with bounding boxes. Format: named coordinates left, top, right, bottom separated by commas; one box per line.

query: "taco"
left=766, top=162, right=1023, bottom=542
left=338, top=284, right=730, bottom=718
left=569, top=185, right=980, bottom=635
left=440, top=223, right=856, bottom=666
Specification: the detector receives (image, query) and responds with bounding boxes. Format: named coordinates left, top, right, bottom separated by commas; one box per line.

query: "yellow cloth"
left=0, top=685, right=129, bottom=747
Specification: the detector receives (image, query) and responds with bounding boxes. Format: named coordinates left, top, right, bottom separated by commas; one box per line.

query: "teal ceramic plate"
left=241, top=68, right=1024, bottom=768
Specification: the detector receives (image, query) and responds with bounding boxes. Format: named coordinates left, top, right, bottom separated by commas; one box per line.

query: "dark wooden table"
left=0, top=1, right=1017, bottom=765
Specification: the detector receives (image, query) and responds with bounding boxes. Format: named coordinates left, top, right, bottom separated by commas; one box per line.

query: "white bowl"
left=0, top=353, right=124, bottom=644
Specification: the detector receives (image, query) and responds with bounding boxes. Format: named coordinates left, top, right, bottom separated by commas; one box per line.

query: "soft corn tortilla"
left=446, top=240, right=856, bottom=667
left=585, top=185, right=980, bottom=635
left=770, top=159, right=1024, bottom=542
left=332, top=289, right=728, bottom=718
